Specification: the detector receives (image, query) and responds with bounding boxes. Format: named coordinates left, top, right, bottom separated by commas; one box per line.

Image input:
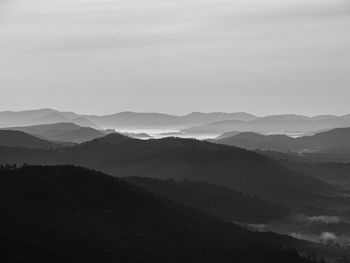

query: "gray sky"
left=1, top=0, right=350, bottom=116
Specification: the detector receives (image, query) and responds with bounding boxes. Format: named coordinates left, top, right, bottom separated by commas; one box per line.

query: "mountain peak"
left=85, top=133, right=134, bottom=146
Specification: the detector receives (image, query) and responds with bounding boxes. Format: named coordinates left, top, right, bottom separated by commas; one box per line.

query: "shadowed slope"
left=0, top=130, right=60, bottom=149
left=125, top=177, right=289, bottom=223
left=0, top=165, right=317, bottom=263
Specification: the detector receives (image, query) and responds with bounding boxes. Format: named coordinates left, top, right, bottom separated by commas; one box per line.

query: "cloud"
left=290, top=232, right=350, bottom=247
left=297, top=215, right=342, bottom=224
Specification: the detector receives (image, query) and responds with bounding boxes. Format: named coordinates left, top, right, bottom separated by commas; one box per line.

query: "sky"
left=0, top=0, right=350, bottom=116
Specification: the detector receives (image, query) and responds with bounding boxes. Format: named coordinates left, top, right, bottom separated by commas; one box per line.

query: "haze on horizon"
left=1, top=0, right=350, bottom=116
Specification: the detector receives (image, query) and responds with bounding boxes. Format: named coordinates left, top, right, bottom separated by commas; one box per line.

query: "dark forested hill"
left=0, top=134, right=332, bottom=205
left=0, top=165, right=318, bottom=263
left=124, top=177, right=289, bottom=223
left=256, top=150, right=350, bottom=189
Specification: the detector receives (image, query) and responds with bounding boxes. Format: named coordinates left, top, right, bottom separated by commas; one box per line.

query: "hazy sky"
left=1, top=0, right=350, bottom=115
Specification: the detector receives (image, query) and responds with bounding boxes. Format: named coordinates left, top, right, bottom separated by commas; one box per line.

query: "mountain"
left=51, top=126, right=105, bottom=143
left=254, top=150, right=350, bottom=188
left=28, top=112, right=101, bottom=129
left=0, top=134, right=333, bottom=205
left=182, top=115, right=350, bottom=137
left=84, top=111, right=257, bottom=130
left=29, top=111, right=69, bottom=124
left=216, top=131, right=241, bottom=139
left=122, top=132, right=152, bottom=139
left=0, top=109, right=55, bottom=127
left=67, top=116, right=101, bottom=129
left=1, top=109, right=257, bottom=131
left=0, top=109, right=100, bottom=129
left=0, top=165, right=320, bottom=263
left=125, top=177, right=289, bottom=223
left=4, top=109, right=350, bottom=137
left=3, top=122, right=105, bottom=144
left=84, top=112, right=183, bottom=129
left=298, top=127, right=350, bottom=154
left=213, top=127, right=350, bottom=154
left=180, top=112, right=257, bottom=124
left=212, top=132, right=301, bottom=152
left=286, top=162, right=350, bottom=188
left=3, top=123, right=152, bottom=143
left=0, top=130, right=60, bottom=149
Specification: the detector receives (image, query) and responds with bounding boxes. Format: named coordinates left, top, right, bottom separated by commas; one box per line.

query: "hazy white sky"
left=1, top=0, right=350, bottom=115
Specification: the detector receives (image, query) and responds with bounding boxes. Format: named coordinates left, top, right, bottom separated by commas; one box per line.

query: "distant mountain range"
left=211, top=127, right=350, bottom=154
left=0, top=109, right=100, bottom=129
left=84, top=111, right=257, bottom=130
left=3, top=123, right=106, bottom=144
left=182, top=114, right=350, bottom=137
left=0, top=133, right=333, bottom=205
left=1, top=123, right=152, bottom=144
left=2, top=109, right=350, bottom=138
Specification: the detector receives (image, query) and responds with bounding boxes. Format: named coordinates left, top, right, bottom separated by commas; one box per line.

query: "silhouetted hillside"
left=0, top=134, right=332, bottom=205
left=287, top=162, right=350, bottom=187
left=255, top=150, right=350, bottom=187
left=0, top=130, right=60, bottom=149
left=258, top=149, right=350, bottom=163
left=0, top=165, right=319, bottom=263
left=125, top=177, right=289, bottom=223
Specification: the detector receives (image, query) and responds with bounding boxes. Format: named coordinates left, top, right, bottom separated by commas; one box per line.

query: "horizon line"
left=0, top=107, right=349, bottom=119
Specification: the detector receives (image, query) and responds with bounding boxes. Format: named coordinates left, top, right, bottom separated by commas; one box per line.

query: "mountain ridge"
left=213, top=127, right=350, bottom=154
left=0, top=130, right=61, bottom=149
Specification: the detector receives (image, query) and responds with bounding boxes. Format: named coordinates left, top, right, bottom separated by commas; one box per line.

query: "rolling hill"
left=254, top=150, right=350, bottom=188
left=0, top=130, right=60, bottom=149
left=0, top=165, right=320, bottom=263
left=3, top=123, right=106, bottom=143
left=0, top=134, right=333, bottom=205
left=213, top=127, right=350, bottom=154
